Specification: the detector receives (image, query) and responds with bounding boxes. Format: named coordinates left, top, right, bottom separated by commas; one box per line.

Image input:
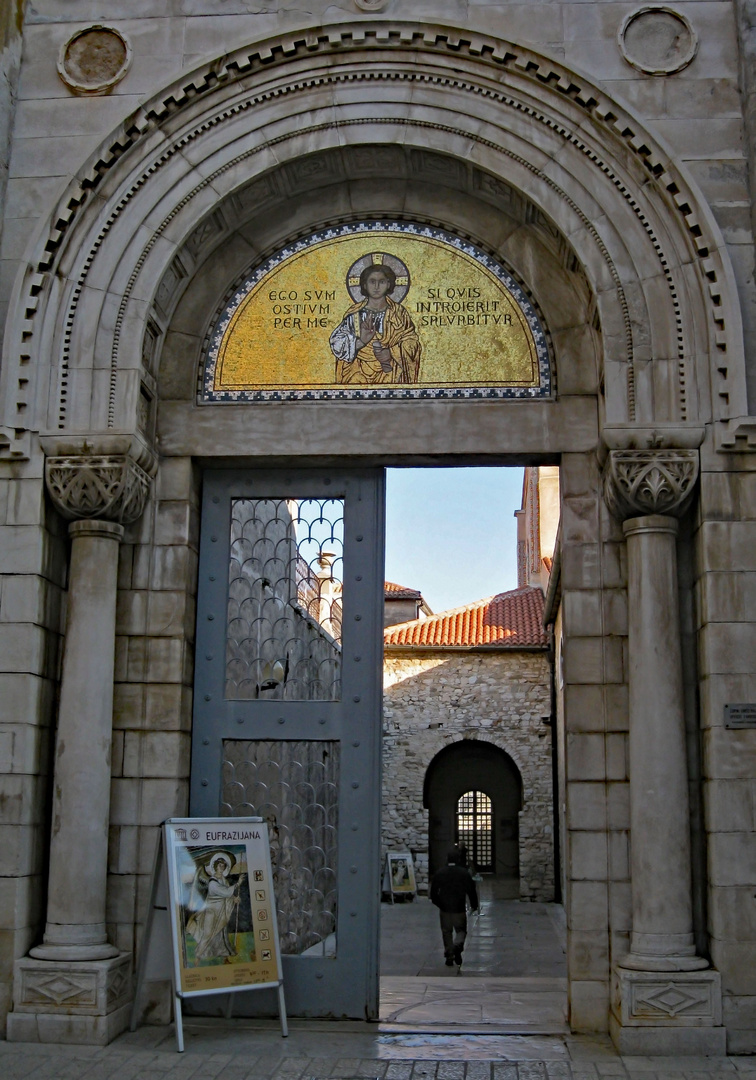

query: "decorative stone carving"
left=611, top=967, right=725, bottom=1053
left=354, top=0, right=389, bottom=10
left=8, top=955, right=132, bottom=1045
left=45, top=453, right=152, bottom=525
left=57, top=26, right=131, bottom=96
left=603, top=449, right=699, bottom=520
left=618, top=7, right=698, bottom=76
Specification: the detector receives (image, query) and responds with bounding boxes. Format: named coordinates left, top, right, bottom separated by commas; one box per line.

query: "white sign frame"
left=131, top=818, right=287, bottom=1051
left=382, top=851, right=417, bottom=903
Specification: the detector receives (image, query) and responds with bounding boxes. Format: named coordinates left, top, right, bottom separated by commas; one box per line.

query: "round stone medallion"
left=58, top=25, right=131, bottom=95
left=618, top=6, right=697, bottom=75
left=354, top=0, right=389, bottom=11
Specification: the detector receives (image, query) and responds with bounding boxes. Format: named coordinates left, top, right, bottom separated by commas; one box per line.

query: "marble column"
left=7, top=439, right=155, bottom=1045
left=30, top=519, right=123, bottom=961
left=622, top=513, right=705, bottom=971
left=603, top=448, right=724, bottom=1054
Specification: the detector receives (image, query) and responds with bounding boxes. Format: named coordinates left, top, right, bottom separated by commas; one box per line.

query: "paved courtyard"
left=1, top=889, right=751, bottom=1078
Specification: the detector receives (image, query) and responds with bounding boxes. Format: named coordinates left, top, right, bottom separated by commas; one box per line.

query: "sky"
left=384, top=467, right=525, bottom=614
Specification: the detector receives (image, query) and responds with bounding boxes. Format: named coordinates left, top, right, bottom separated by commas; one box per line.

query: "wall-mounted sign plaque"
left=201, top=222, right=550, bottom=402
left=724, top=704, right=756, bottom=729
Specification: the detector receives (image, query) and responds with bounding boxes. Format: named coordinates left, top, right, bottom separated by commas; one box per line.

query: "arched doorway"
left=424, top=741, right=523, bottom=882
left=5, top=16, right=740, bottom=1046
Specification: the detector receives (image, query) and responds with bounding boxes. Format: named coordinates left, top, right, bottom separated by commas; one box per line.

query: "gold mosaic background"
left=214, top=232, right=540, bottom=391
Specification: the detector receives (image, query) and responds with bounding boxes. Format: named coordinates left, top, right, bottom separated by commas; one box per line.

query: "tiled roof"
left=383, top=586, right=547, bottom=648
left=385, top=581, right=422, bottom=599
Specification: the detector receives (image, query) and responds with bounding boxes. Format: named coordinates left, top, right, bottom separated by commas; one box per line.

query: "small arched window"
left=456, top=790, right=493, bottom=873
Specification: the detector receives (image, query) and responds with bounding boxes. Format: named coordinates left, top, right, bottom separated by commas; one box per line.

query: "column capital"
left=602, top=448, right=699, bottom=522
left=40, top=433, right=156, bottom=526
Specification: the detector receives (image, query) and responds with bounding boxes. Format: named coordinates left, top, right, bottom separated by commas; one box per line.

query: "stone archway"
left=0, top=18, right=746, bottom=1050
left=424, top=741, right=523, bottom=884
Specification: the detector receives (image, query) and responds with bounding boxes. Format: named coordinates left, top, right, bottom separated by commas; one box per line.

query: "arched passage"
left=424, top=741, right=523, bottom=882
left=0, top=16, right=745, bottom=1045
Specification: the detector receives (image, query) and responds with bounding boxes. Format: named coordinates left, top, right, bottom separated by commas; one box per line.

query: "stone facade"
left=382, top=650, right=554, bottom=900
left=0, top=0, right=753, bottom=1055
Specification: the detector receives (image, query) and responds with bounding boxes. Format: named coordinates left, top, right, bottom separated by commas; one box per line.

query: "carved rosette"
left=603, top=449, right=699, bottom=521
left=45, top=454, right=152, bottom=525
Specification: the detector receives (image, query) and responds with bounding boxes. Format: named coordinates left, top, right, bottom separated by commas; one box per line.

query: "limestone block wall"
left=696, top=454, right=756, bottom=1053
left=558, top=451, right=631, bottom=1033
left=0, top=0, right=22, bottom=257
left=0, top=458, right=65, bottom=1026
left=382, top=649, right=554, bottom=900
left=108, top=457, right=197, bottom=978
left=0, top=0, right=753, bottom=400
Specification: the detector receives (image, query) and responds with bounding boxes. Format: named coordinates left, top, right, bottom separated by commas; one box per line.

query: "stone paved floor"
left=379, top=885, right=567, bottom=1032
left=0, top=1026, right=754, bottom=1080
left=2, top=887, right=751, bottom=1077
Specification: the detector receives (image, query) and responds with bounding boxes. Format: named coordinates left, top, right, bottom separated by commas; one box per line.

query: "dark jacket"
left=429, top=863, right=479, bottom=914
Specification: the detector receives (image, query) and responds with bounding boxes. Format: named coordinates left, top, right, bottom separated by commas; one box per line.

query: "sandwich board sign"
left=131, top=818, right=287, bottom=1051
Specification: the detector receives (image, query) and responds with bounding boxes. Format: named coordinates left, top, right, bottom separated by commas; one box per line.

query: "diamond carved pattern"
left=22, top=970, right=97, bottom=1008
left=632, top=981, right=711, bottom=1019
left=106, top=965, right=130, bottom=1005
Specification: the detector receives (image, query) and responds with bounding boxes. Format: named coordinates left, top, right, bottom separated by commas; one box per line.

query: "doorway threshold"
left=379, top=975, right=568, bottom=1034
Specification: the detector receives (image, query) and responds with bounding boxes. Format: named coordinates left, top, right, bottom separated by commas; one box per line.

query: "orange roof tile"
left=383, top=586, right=547, bottom=648
left=385, top=581, right=422, bottom=599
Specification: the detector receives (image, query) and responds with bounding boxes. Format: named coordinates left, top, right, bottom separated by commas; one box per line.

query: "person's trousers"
left=440, top=910, right=467, bottom=958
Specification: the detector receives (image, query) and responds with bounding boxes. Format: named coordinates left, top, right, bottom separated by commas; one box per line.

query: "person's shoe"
left=453, top=946, right=463, bottom=966
left=445, top=957, right=454, bottom=967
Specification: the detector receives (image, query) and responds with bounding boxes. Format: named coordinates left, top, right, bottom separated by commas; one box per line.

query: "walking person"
left=429, top=846, right=479, bottom=967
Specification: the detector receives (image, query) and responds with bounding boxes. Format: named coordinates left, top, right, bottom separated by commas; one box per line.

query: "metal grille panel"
left=457, top=790, right=493, bottom=872
left=221, top=739, right=339, bottom=956
left=226, top=498, right=344, bottom=701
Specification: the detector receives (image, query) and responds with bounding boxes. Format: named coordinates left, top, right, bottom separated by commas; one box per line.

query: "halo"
left=346, top=251, right=410, bottom=304
left=207, top=851, right=234, bottom=875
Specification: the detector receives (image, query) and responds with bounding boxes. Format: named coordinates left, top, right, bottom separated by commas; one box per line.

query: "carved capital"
left=603, top=449, right=699, bottom=521
left=45, top=453, right=152, bottom=525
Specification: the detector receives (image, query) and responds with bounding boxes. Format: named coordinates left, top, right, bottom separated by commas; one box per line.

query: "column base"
left=611, top=965, right=725, bottom=1056
left=7, top=953, right=132, bottom=1046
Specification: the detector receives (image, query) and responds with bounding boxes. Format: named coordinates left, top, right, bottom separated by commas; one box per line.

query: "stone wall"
left=0, top=463, right=65, bottom=1026
left=696, top=456, right=756, bottom=1052
left=109, top=457, right=198, bottom=1017
left=0, top=0, right=22, bottom=258
left=382, top=650, right=554, bottom=900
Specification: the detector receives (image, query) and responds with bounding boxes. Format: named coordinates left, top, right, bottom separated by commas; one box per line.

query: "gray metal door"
left=191, top=468, right=385, bottom=1018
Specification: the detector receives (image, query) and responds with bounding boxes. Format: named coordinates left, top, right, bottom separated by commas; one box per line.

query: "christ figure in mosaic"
left=330, top=260, right=421, bottom=384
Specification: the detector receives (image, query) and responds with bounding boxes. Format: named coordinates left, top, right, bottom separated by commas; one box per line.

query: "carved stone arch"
left=153, top=146, right=599, bottom=415
left=0, top=20, right=745, bottom=458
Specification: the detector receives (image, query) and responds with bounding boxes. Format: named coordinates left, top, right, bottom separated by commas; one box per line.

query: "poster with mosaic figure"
left=165, top=819, right=281, bottom=996
left=202, top=222, right=550, bottom=402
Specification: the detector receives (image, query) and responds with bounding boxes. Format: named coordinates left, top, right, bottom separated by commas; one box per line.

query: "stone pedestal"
left=611, top=968, right=726, bottom=1055
left=7, top=954, right=131, bottom=1045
